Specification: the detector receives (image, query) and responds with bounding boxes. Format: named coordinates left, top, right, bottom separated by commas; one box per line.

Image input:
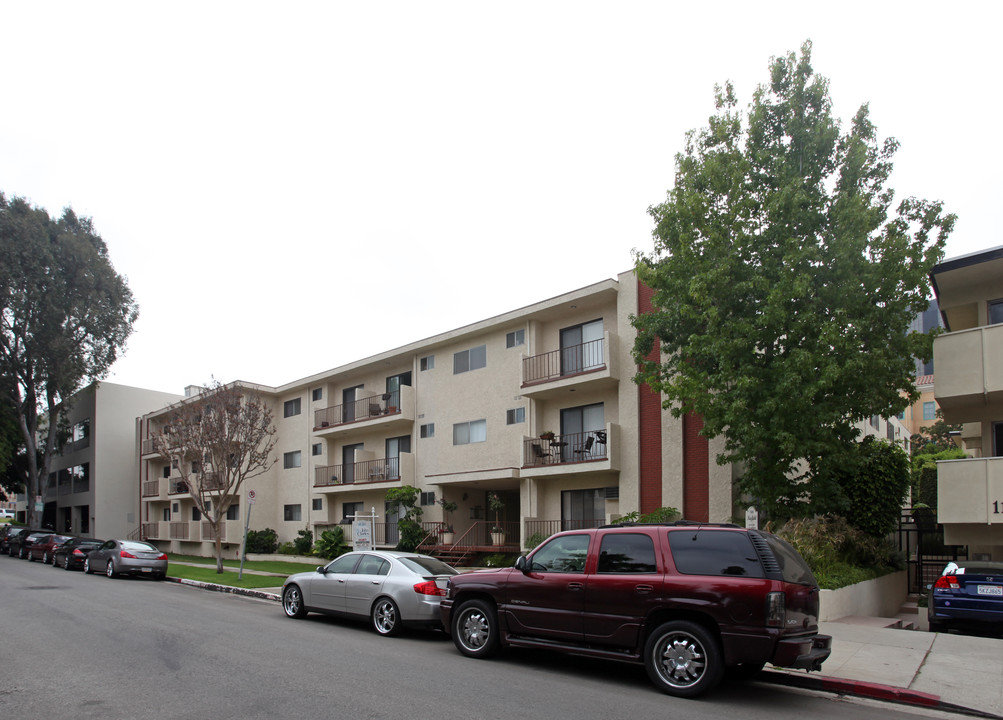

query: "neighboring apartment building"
left=37, top=382, right=182, bottom=538
left=900, top=374, right=938, bottom=440
left=138, top=270, right=738, bottom=556
left=930, top=245, right=1003, bottom=559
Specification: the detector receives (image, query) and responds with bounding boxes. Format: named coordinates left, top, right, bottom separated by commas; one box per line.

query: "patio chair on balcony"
left=573, top=435, right=594, bottom=460
left=531, top=444, right=552, bottom=464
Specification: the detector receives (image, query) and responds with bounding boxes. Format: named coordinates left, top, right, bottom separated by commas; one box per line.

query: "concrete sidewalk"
left=171, top=575, right=1002, bottom=717
left=765, top=619, right=1003, bottom=718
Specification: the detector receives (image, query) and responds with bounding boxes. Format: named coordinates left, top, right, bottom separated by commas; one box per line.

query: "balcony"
left=167, top=473, right=228, bottom=497
left=934, top=323, right=1003, bottom=423
left=313, top=385, right=415, bottom=439
left=938, top=457, right=1003, bottom=526
left=162, top=520, right=239, bottom=542
left=314, top=454, right=415, bottom=493
left=521, top=333, right=619, bottom=399
left=142, top=479, right=167, bottom=500
left=521, top=424, right=620, bottom=477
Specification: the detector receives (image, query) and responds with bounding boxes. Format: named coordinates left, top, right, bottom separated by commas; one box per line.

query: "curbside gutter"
left=760, top=670, right=1000, bottom=719
left=166, top=576, right=280, bottom=602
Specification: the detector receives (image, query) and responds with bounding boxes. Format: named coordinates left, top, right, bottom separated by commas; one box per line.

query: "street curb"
left=166, top=576, right=280, bottom=602
left=761, top=670, right=1001, bottom=719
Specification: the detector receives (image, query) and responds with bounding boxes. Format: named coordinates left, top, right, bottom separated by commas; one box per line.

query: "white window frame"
left=453, top=419, right=487, bottom=445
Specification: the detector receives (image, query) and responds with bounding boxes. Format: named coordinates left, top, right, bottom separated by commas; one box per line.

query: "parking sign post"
left=238, top=490, right=256, bottom=580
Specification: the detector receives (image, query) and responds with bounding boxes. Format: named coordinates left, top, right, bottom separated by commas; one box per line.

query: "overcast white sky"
left=2, top=2, right=999, bottom=395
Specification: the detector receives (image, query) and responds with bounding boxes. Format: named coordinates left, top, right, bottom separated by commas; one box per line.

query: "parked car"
left=28, top=534, right=74, bottom=564
left=281, top=550, right=458, bottom=636
left=0, top=508, right=15, bottom=518
left=84, top=539, right=168, bottom=579
left=9, top=530, right=48, bottom=559
left=928, top=561, right=1003, bottom=635
left=0, top=524, right=26, bottom=553
left=52, top=537, right=106, bottom=571
left=441, top=522, right=831, bottom=698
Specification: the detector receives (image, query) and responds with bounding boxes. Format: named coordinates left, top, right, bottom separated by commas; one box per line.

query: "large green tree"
left=0, top=193, right=138, bottom=527
left=632, top=42, right=955, bottom=520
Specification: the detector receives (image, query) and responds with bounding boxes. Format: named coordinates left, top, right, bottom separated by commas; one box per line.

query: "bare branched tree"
left=151, top=381, right=277, bottom=572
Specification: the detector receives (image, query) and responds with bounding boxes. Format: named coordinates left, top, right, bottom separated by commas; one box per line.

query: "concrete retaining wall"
left=818, top=570, right=907, bottom=621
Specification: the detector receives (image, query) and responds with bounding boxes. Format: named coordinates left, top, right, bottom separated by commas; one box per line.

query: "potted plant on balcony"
left=539, top=430, right=555, bottom=441
left=437, top=498, right=457, bottom=544
left=488, top=492, right=505, bottom=545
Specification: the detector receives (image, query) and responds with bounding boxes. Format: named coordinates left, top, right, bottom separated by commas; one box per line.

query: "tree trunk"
left=215, top=527, right=224, bottom=573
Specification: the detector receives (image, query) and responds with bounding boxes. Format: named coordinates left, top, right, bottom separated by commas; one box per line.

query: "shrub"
left=841, top=437, right=910, bottom=538
left=293, top=528, right=313, bottom=555
left=277, top=541, right=297, bottom=555
left=244, top=528, right=278, bottom=554
left=772, top=515, right=902, bottom=590
left=314, top=527, right=349, bottom=560
left=525, top=532, right=547, bottom=551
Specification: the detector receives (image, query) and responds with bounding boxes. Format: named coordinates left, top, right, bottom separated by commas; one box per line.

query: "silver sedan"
left=281, top=550, right=457, bottom=636
left=84, top=539, right=168, bottom=579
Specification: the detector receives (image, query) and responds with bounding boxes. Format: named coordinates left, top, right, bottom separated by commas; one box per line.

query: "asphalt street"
left=0, top=557, right=974, bottom=720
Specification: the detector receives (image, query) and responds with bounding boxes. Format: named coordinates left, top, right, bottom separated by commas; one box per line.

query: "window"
left=172, top=502, right=180, bottom=513
left=284, top=398, right=302, bottom=418
left=356, top=555, right=391, bottom=576
left=453, top=419, right=487, bottom=445
left=668, top=530, right=765, bottom=577
left=420, top=491, right=436, bottom=506
left=312, top=443, right=323, bottom=456
left=990, top=299, right=1003, bottom=326
left=506, top=329, right=524, bottom=348
left=192, top=506, right=201, bottom=521
left=342, top=501, right=363, bottom=523
left=870, top=415, right=880, bottom=430
left=284, top=504, right=302, bottom=521
left=453, top=345, right=486, bottom=374
left=597, top=533, right=657, bottom=573
left=923, top=402, right=936, bottom=421
left=420, top=355, right=434, bottom=371
left=527, top=534, right=590, bottom=573
left=506, top=408, right=525, bottom=425
left=312, top=498, right=323, bottom=511
left=284, top=451, right=302, bottom=469
left=226, top=504, right=239, bottom=521
left=312, top=388, right=323, bottom=401
left=327, top=553, right=360, bottom=573
left=162, top=466, right=170, bottom=479
left=562, top=488, right=605, bottom=530
left=420, top=423, right=434, bottom=438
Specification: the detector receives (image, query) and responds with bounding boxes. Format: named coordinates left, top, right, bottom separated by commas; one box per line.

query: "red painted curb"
left=818, top=677, right=941, bottom=708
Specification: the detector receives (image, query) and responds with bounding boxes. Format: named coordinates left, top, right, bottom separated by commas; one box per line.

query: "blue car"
left=928, top=561, right=1003, bottom=635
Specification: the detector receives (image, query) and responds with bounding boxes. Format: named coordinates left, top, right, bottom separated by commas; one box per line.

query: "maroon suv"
left=440, top=522, right=831, bottom=698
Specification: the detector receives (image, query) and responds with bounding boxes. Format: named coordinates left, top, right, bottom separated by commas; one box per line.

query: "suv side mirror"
left=515, top=555, right=529, bottom=573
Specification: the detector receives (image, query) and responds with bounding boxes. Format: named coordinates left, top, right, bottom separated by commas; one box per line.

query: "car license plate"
left=976, top=585, right=1002, bottom=596
left=142, top=567, right=152, bottom=572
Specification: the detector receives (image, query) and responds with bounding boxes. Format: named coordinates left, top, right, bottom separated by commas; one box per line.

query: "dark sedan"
left=929, top=561, right=1003, bottom=635
left=28, top=534, right=74, bottom=564
left=52, top=537, right=105, bottom=570
left=84, top=539, right=168, bottom=579
left=10, top=530, right=48, bottom=559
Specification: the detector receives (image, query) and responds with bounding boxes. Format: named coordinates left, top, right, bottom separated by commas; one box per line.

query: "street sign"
left=745, top=506, right=759, bottom=530
left=248, top=489, right=256, bottom=504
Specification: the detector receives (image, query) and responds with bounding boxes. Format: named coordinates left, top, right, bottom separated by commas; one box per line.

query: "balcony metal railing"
left=168, top=473, right=227, bottom=495
left=525, top=518, right=606, bottom=540
left=523, top=339, right=605, bottom=385
left=523, top=430, right=608, bottom=467
left=314, top=391, right=401, bottom=430
left=142, top=480, right=161, bottom=497
left=314, top=458, right=401, bottom=487
left=169, top=521, right=191, bottom=540
left=142, top=522, right=161, bottom=539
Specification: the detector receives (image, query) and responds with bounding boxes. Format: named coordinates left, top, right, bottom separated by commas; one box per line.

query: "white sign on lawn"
left=353, top=520, right=372, bottom=551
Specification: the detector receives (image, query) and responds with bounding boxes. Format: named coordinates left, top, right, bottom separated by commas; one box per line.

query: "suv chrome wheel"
left=453, top=599, right=499, bottom=658
left=645, top=621, right=723, bottom=698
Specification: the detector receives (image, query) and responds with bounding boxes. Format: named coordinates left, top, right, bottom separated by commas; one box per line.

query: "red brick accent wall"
left=637, top=279, right=663, bottom=515
left=682, top=411, right=709, bottom=522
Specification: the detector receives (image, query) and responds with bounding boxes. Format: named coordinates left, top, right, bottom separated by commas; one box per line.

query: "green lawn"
left=168, top=565, right=289, bottom=589
left=167, top=553, right=319, bottom=575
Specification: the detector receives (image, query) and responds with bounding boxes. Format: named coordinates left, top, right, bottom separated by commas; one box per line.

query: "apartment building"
left=930, top=246, right=1003, bottom=559
left=39, top=382, right=182, bottom=538
left=138, top=270, right=736, bottom=556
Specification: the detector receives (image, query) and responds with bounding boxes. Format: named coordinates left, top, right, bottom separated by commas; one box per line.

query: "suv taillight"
left=766, top=592, right=785, bottom=628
